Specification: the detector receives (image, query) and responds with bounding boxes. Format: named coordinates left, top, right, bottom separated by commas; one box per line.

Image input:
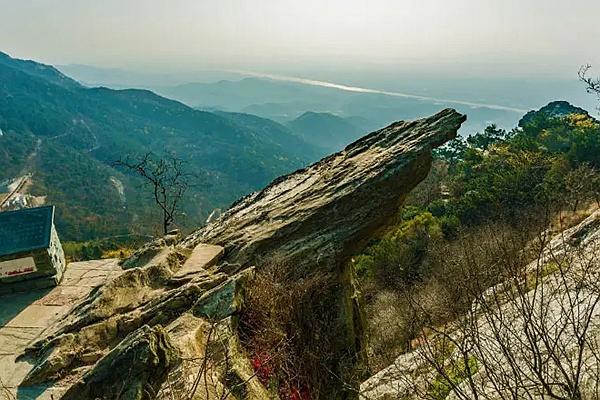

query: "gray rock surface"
left=61, top=325, right=178, bottom=400
left=184, top=108, right=466, bottom=271
left=183, top=108, right=466, bottom=398
left=2, top=109, right=465, bottom=399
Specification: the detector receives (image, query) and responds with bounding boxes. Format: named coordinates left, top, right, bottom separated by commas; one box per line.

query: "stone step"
left=0, top=258, right=123, bottom=391
left=172, top=244, right=224, bottom=282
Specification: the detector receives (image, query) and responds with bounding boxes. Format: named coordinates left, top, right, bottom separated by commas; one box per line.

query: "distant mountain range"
left=57, top=64, right=530, bottom=135
left=285, top=112, right=368, bottom=153
left=0, top=52, right=322, bottom=240
left=57, top=62, right=600, bottom=139
left=2, top=53, right=594, bottom=242
left=153, top=77, right=527, bottom=135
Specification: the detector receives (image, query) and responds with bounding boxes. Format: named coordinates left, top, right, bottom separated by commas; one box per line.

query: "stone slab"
left=0, top=259, right=120, bottom=296
left=0, top=354, right=35, bottom=388
left=0, top=327, right=44, bottom=355
left=0, top=258, right=125, bottom=395
left=60, top=269, right=119, bottom=288
left=5, top=305, right=69, bottom=329
left=0, top=290, right=50, bottom=327
left=173, top=244, right=224, bottom=280
left=67, top=258, right=121, bottom=271
left=59, top=259, right=122, bottom=288
left=32, top=285, right=92, bottom=307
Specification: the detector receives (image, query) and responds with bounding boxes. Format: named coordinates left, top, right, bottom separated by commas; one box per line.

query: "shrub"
left=364, top=218, right=542, bottom=372
left=354, top=211, right=443, bottom=291
left=239, top=262, right=349, bottom=399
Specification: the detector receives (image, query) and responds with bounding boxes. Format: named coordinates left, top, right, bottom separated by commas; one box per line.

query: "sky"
left=1, top=0, right=599, bottom=79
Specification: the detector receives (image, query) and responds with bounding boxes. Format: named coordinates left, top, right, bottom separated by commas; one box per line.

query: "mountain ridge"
left=286, top=111, right=365, bottom=153
left=0, top=51, right=322, bottom=240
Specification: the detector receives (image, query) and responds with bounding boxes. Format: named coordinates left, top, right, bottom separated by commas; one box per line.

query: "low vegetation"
left=389, top=221, right=600, bottom=399
left=238, top=262, right=346, bottom=399
left=62, top=235, right=147, bottom=262
left=353, top=108, right=600, bottom=373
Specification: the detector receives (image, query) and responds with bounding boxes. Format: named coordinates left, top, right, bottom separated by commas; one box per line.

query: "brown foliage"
left=366, top=216, right=543, bottom=372
left=238, top=261, right=352, bottom=398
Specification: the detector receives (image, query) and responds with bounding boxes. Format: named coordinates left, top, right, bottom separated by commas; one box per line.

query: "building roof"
left=0, top=206, right=54, bottom=257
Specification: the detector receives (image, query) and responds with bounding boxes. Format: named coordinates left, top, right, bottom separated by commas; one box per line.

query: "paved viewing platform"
left=0, top=259, right=123, bottom=400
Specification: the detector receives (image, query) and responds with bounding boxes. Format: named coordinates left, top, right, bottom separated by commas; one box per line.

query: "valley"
left=1, top=3, right=600, bottom=397
left=0, top=52, right=323, bottom=241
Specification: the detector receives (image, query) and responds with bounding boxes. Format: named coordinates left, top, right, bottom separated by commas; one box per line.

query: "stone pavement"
left=0, top=259, right=123, bottom=400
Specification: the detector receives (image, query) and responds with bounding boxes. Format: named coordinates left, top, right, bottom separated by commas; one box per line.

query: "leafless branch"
left=579, top=65, right=600, bottom=112
left=113, top=152, right=193, bottom=235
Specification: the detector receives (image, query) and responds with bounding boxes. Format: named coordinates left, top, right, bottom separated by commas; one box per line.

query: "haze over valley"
left=2, top=2, right=600, bottom=399
left=57, top=63, right=596, bottom=138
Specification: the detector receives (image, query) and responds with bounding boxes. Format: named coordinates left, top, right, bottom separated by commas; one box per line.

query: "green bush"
left=353, top=212, right=442, bottom=289
left=357, top=111, right=600, bottom=367
left=428, top=356, right=479, bottom=399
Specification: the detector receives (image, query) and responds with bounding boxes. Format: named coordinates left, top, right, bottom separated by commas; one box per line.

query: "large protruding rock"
left=185, top=108, right=466, bottom=270
left=13, top=109, right=465, bottom=400
left=183, top=108, right=466, bottom=397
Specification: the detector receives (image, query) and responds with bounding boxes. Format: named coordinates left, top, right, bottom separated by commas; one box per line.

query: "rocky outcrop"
left=361, top=208, right=600, bottom=399
left=18, top=109, right=465, bottom=399
left=184, top=108, right=466, bottom=270
left=188, top=108, right=464, bottom=398
left=518, top=100, right=593, bottom=127
left=61, top=325, right=178, bottom=400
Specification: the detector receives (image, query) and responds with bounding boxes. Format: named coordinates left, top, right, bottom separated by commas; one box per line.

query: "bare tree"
left=114, top=152, right=192, bottom=236
left=579, top=65, right=600, bottom=111
left=396, top=220, right=600, bottom=400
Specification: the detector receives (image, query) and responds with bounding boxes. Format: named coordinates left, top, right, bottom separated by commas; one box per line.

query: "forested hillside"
left=286, top=111, right=366, bottom=153
left=0, top=51, right=321, bottom=240
left=353, top=101, right=600, bottom=372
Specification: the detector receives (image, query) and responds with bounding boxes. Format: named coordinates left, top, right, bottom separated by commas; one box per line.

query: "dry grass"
left=238, top=261, right=353, bottom=399
left=548, top=202, right=599, bottom=236
left=365, top=217, right=542, bottom=372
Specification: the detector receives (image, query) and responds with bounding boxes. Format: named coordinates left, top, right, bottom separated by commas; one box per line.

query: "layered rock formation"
left=16, top=109, right=465, bottom=399
left=184, top=108, right=466, bottom=269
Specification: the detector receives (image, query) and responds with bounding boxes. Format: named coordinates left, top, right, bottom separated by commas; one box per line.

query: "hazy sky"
left=1, top=0, right=599, bottom=77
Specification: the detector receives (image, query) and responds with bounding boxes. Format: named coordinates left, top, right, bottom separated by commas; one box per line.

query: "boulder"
left=183, top=108, right=466, bottom=397
left=61, top=325, right=178, bottom=400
